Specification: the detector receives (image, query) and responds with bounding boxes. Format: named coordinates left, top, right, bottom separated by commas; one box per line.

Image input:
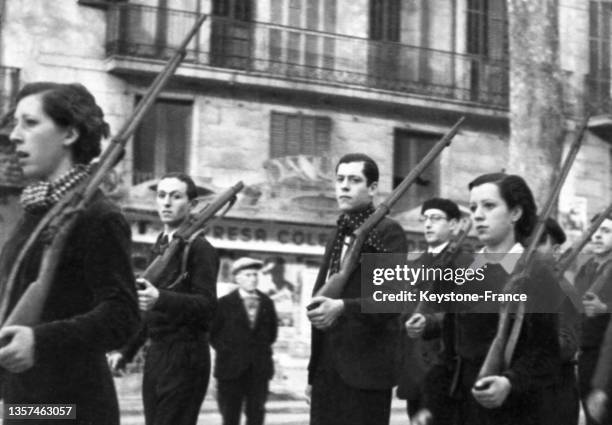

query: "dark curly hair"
left=468, top=173, right=537, bottom=244
left=15, top=82, right=110, bottom=164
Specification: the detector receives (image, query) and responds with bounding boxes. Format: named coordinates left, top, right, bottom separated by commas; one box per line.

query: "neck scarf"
left=20, top=165, right=90, bottom=214
left=328, top=203, right=387, bottom=274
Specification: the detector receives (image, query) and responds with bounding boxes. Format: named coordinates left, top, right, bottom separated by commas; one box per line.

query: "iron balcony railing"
left=106, top=4, right=509, bottom=109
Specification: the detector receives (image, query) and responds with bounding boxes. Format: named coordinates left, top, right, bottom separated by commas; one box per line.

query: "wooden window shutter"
left=270, top=112, right=287, bottom=158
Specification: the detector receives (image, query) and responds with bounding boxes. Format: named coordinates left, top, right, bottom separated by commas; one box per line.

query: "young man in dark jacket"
left=109, top=172, right=218, bottom=425
left=306, top=153, right=408, bottom=425
left=576, top=214, right=612, bottom=425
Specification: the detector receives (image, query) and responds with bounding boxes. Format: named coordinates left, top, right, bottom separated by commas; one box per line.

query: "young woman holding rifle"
left=0, top=83, right=139, bottom=425
left=414, top=173, right=561, bottom=425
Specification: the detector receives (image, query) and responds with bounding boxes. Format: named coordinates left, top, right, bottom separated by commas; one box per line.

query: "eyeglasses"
left=418, top=214, right=448, bottom=223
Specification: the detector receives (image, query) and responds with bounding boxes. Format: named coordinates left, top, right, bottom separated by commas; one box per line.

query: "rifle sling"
left=164, top=230, right=204, bottom=291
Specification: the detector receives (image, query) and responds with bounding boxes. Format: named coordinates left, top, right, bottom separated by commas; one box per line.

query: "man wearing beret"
left=399, top=197, right=465, bottom=423
left=306, top=153, right=408, bottom=425
left=211, top=257, right=278, bottom=425
left=406, top=198, right=472, bottom=424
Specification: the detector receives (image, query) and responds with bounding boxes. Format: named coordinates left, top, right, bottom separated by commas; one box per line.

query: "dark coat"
left=422, top=253, right=562, bottom=425
left=575, top=257, right=612, bottom=350
left=594, top=316, right=612, bottom=394
left=0, top=192, right=140, bottom=425
left=396, top=246, right=473, bottom=401
left=308, top=216, right=408, bottom=390
left=121, top=233, right=219, bottom=361
left=211, top=289, right=278, bottom=381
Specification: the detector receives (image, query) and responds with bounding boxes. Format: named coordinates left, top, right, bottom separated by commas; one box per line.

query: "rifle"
left=308, top=117, right=465, bottom=309
left=0, top=14, right=208, bottom=328
left=475, top=114, right=588, bottom=384
left=142, top=181, right=244, bottom=289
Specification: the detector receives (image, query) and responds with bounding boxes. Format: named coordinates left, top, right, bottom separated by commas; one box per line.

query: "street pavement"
left=119, top=396, right=410, bottom=425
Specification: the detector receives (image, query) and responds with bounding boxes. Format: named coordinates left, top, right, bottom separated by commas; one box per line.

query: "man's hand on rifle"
left=587, top=389, right=609, bottom=424
left=405, top=313, right=426, bottom=338
left=137, top=277, right=160, bottom=311
left=411, top=408, right=433, bottom=425
left=0, top=325, right=35, bottom=373
left=583, top=292, right=607, bottom=317
left=472, top=375, right=511, bottom=408
left=307, top=296, right=344, bottom=330
left=107, top=352, right=126, bottom=376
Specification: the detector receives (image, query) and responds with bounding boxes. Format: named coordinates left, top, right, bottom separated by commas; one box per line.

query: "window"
left=465, top=0, right=508, bottom=102
left=269, top=111, right=331, bottom=158
left=210, top=0, right=253, bottom=69
left=393, top=129, right=440, bottom=212
left=268, top=0, right=337, bottom=77
left=369, top=0, right=400, bottom=42
left=466, top=0, right=507, bottom=59
left=132, top=98, right=192, bottom=185
left=368, top=0, right=400, bottom=87
left=589, top=1, right=612, bottom=112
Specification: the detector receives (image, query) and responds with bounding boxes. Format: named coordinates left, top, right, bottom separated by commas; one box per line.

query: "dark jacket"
left=396, top=246, right=473, bottom=400
left=121, top=232, right=219, bottom=360
left=423, top=253, right=562, bottom=425
left=575, top=257, right=612, bottom=350
left=308, top=216, right=408, bottom=390
left=593, top=316, right=612, bottom=394
left=211, top=289, right=278, bottom=381
left=0, top=192, right=140, bottom=425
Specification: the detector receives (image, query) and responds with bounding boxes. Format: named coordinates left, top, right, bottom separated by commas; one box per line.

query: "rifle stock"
left=309, top=118, right=465, bottom=307
left=476, top=114, right=588, bottom=383
left=0, top=14, right=208, bottom=328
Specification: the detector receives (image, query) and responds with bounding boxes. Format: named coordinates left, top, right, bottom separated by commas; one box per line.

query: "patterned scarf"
left=20, top=165, right=90, bottom=214
left=328, top=203, right=388, bottom=274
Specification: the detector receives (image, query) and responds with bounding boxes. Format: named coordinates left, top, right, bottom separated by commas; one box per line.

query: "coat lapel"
left=229, top=290, right=252, bottom=329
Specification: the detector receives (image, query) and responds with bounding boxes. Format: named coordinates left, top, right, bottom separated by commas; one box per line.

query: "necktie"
left=159, top=234, right=169, bottom=250
left=244, top=295, right=260, bottom=328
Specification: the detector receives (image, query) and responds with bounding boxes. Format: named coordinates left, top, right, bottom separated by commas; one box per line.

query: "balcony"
left=105, top=4, right=509, bottom=112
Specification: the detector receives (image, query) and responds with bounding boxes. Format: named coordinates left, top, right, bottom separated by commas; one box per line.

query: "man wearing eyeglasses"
left=397, top=198, right=464, bottom=423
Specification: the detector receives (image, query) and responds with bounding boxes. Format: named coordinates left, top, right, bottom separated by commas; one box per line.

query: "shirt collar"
left=428, top=241, right=449, bottom=255
left=473, top=242, right=524, bottom=274
left=163, top=230, right=176, bottom=241
left=239, top=288, right=259, bottom=299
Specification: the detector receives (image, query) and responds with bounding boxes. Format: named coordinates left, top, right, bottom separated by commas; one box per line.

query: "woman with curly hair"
left=0, top=82, right=139, bottom=425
